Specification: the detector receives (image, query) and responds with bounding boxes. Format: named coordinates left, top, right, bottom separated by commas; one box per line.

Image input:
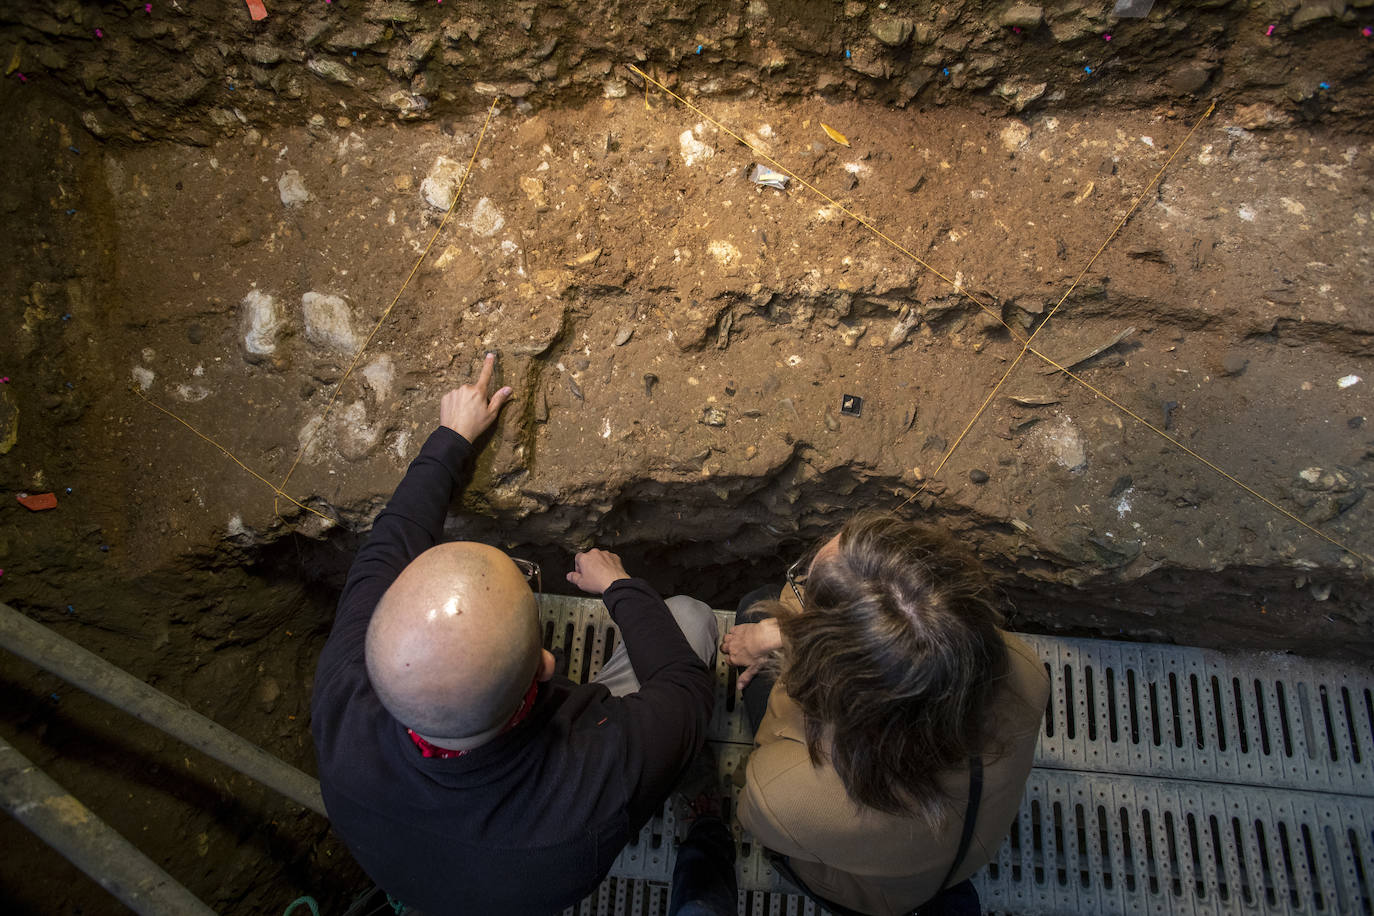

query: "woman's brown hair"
left=776, top=512, right=1009, bottom=821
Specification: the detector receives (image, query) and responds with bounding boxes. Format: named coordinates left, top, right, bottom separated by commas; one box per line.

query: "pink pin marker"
left=1363, top=27, right=1372, bottom=38
left=16, top=72, right=26, bottom=83
left=1103, top=33, right=1112, bottom=41
left=1266, top=25, right=1275, bottom=36
left=145, top=3, right=152, bottom=11
left=95, top=28, right=103, bottom=37
left=1012, top=26, right=1021, bottom=33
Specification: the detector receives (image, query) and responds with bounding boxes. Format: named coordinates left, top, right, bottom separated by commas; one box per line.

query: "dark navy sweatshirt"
left=311, top=426, right=714, bottom=915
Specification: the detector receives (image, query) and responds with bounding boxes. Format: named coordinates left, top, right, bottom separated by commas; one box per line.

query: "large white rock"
left=336, top=400, right=383, bottom=461
left=302, top=292, right=360, bottom=354
left=278, top=170, right=311, bottom=206
left=679, top=127, right=714, bottom=167
left=421, top=156, right=465, bottom=210
left=464, top=197, right=505, bottom=237
left=361, top=354, right=395, bottom=402
left=242, top=289, right=283, bottom=356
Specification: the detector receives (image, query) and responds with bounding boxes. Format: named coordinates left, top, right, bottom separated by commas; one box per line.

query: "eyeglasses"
left=511, top=557, right=541, bottom=599
left=786, top=555, right=808, bottom=607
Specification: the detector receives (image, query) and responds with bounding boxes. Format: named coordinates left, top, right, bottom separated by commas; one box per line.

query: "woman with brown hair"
left=721, top=513, right=1049, bottom=916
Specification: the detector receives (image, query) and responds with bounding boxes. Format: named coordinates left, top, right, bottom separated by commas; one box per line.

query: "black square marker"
left=841, top=394, right=863, bottom=417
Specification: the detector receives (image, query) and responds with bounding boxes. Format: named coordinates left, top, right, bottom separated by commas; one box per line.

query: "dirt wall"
left=2, top=1, right=1373, bottom=912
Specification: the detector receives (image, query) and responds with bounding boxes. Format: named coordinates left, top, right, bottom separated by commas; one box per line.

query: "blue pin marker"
left=845, top=49, right=851, bottom=59
left=66, top=209, right=76, bottom=215
left=696, top=44, right=702, bottom=54
left=1319, top=81, right=1330, bottom=90
left=1084, top=65, right=1093, bottom=74
left=68, top=145, right=80, bottom=154
left=66, top=605, right=74, bottom=614
left=942, top=68, right=950, bottom=76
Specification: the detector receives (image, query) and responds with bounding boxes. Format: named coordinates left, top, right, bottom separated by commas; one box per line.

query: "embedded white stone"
left=242, top=289, right=283, bottom=356
left=421, top=156, right=465, bottom=210
left=361, top=354, right=396, bottom=401
left=464, top=197, right=505, bottom=237
left=679, top=127, right=714, bottom=167
left=278, top=169, right=310, bottom=206
left=302, top=292, right=360, bottom=354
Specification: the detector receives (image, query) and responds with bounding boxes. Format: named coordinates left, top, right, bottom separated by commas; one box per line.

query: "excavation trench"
left=3, top=0, right=1374, bottom=911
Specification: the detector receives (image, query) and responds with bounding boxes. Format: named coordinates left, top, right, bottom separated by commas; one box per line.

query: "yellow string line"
left=919, top=101, right=1217, bottom=486
left=631, top=69, right=1369, bottom=564
left=1040, top=358, right=1374, bottom=566
left=627, top=65, right=1014, bottom=332
left=131, top=387, right=337, bottom=524
left=274, top=97, right=500, bottom=515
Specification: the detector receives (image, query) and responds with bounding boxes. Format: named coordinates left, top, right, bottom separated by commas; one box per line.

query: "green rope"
left=282, top=897, right=320, bottom=916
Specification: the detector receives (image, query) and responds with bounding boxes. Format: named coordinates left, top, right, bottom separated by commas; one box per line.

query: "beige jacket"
left=737, top=632, right=1049, bottom=916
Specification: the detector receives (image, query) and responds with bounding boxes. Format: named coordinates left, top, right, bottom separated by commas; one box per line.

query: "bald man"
left=311, top=354, right=717, bottom=915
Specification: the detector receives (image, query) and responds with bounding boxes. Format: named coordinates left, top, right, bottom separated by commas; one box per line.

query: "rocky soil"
left=2, top=0, right=1374, bottom=913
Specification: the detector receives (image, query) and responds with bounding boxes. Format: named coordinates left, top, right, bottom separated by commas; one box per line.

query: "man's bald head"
left=366, top=542, right=541, bottom=745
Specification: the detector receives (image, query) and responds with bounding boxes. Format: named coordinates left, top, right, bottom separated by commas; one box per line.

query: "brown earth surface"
left=2, top=0, right=1374, bottom=913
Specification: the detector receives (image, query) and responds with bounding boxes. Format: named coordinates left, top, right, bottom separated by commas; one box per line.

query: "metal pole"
left=0, top=735, right=218, bottom=916
left=0, top=601, right=325, bottom=816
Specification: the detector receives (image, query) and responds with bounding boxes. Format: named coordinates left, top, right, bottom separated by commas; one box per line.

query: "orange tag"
left=17, top=492, right=58, bottom=511
left=245, top=0, right=267, bottom=21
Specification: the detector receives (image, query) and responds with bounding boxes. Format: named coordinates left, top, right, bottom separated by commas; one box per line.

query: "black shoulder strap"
left=937, top=755, right=983, bottom=892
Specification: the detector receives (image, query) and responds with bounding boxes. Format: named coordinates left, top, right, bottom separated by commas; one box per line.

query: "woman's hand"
left=721, top=618, right=783, bottom=689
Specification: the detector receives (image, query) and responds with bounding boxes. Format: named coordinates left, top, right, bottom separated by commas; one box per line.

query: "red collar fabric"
left=406, top=678, right=541, bottom=759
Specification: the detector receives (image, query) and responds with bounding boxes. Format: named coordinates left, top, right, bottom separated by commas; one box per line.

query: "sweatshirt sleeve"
left=601, top=578, right=715, bottom=827
left=315, top=426, right=475, bottom=686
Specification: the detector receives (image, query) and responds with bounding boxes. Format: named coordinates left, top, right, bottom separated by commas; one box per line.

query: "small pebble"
left=65, top=487, right=72, bottom=494
left=100, top=544, right=109, bottom=552
left=1348, top=416, right=1366, bottom=429
left=62, top=313, right=71, bottom=321
left=969, top=469, right=990, bottom=484
left=68, top=145, right=80, bottom=154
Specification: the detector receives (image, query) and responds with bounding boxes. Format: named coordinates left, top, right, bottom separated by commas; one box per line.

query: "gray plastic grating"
left=982, top=770, right=1374, bottom=916
left=1020, top=635, right=1374, bottom=794
left=540, top=595, right=1374, bottom=916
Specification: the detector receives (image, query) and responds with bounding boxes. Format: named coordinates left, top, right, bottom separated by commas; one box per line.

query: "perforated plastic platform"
left=541, top=595, right=1374, bottom=916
